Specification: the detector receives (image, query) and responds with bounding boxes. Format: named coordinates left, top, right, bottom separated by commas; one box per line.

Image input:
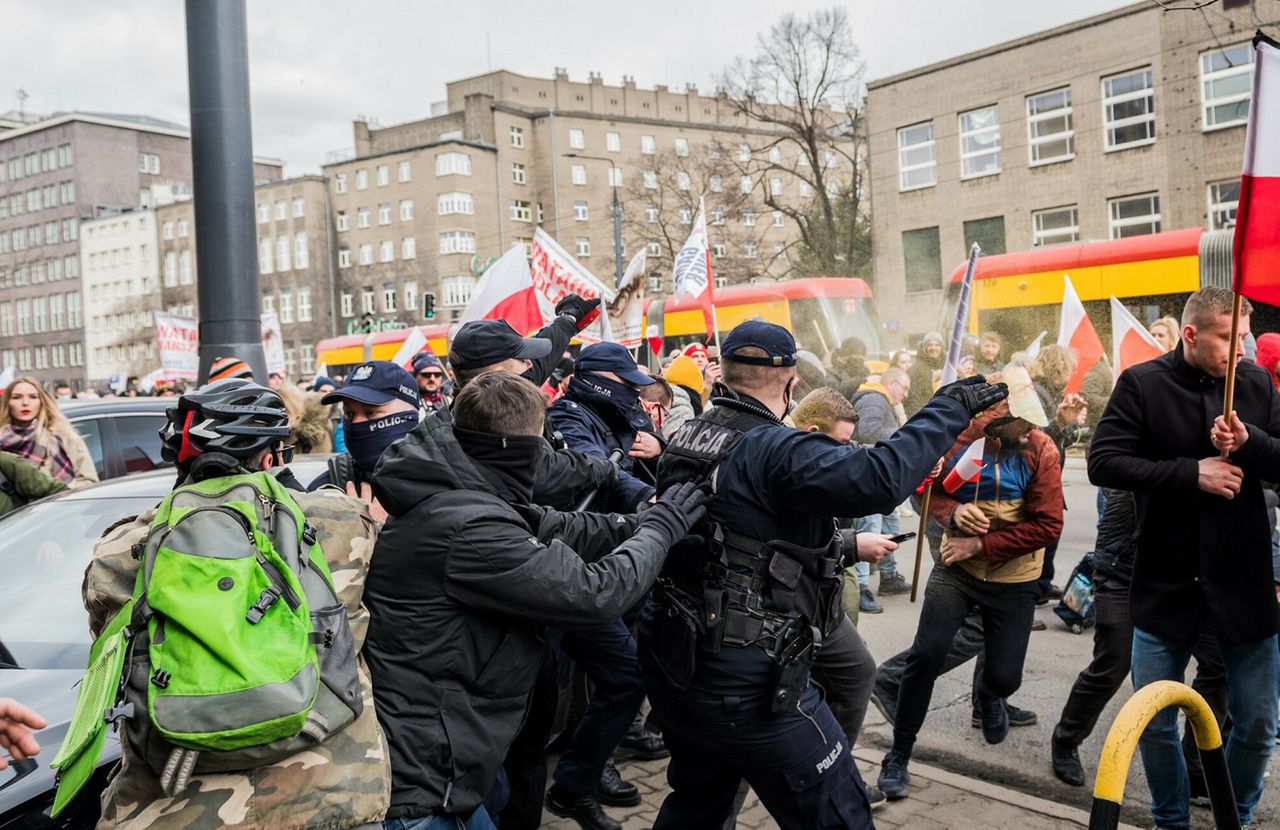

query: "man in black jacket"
left=1089, top=287, right=1280, bottom=830
left=364, top=372, right=707, bottom=829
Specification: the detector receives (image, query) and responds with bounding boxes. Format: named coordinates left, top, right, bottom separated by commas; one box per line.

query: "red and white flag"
left=646, top=323, right=663, bottom=357
left=942, top=439, right=985, bottom=494
left=1233, top=34, right=1280, bottom=305
left=1057, top=274, right=1104, bottom=395
left=457, top=244, right=543, bottom=336
left=672, top=197, right=717, bottom=337
left=529, top=228, right=615, bottom=344
left=390, top=327, right=429, bottom=370
left=1109, top=297, right=1163, bottom=376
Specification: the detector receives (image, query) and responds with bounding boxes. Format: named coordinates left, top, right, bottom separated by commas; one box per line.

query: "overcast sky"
left=5, top=0, right=1134, bottom=175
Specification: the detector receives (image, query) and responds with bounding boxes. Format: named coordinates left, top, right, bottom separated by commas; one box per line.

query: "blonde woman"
left=1148, top=316, right=1181, bottom=353
left=0, top=378, right=97, bottom=487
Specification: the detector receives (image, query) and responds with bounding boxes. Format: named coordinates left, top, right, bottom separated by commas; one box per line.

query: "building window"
left=798, top=180, right=813, bottom=198
left=679, top=207, right=692, bottom=225
left=383, top=283, right=396, bottom=312
left=404, top=279, right=419, bottom=311
left=712, top=240, right=726, bottom=259
left=63, top=218, right=78, bottom=241
left=58, top=143, right=73, bottom=167
left=137, top=153, right=159, bottom=174
left=1109, top=192, right=1161, bottom=238
left=442, top=275, right=477, bottom=307
left=359, top=243, right=373, bottom=265
left=647, top=241, right=661, bottom=257
left=435, top=152, right=472, bottom=176
left=336, top=210, right=349, bottom=231
left=1102, top=67, right=1156, bottom=150
left=298, top=287, right=312, bottom=321
left=512, top=163, right=526, bottom=185
left=402, top=236, right=417, bottom=259
left=278, top=291, right=293, bottom=323
left=573, top=200, right=589, bottom=221
left=608, top=167, right=622, bottom=188
left=400, top=199, right=414, bottom=221
left=773, top=211, right=785, bottom=227
left=398, top=160, right=412, bottom=182
left=275, top=200, right=287, bottom=220
left=335, top=172, right=347, bottom=194
left=645, top=204, right=659, bottom=224
left=376, top=165, right=389, bottom=186
left=1032, top=205, right=1080, bottom=247
left=509, top=125, right=526, bottom=148
left=769, top=177, right=782, bottom=196
left=440, top=230, right=476, bottom=254
left=357, top=207, right=370, bottom=228
left=571, top=164, right=587, bottom=186
left=437, top=191, right=474, bottom=216
left=277, top=235, right=291, bottom=271
left=1201, top=43, right=1254, bottom=130
left=257, top=203, right=269, bottom=223
left=355, top=169, right=368, bottom=190
left=378, top=202, right=392, bottom=225
left=963, top=216, right=1006, bottom=256
left=380, top=240, right=394, bottom=262
left=903, top=226, right=942, bottom=293
left=340, top=291, right=354, bottom=317
left=898, top=122, right=936, bottom=190
left=677, top=172, right=691, bottom=191
left=1208, top=180, right=1240, bottom=230
left=644, top=170, right=657, bottom=190
left=606, top=132, right=621, bottom=152
left=179, top=250, right=193, bottom=284
left=675, top=137, right=689, bottom=157
left=1027, top=88, right=1075, bottom=165
left=294, top=232, right=308, bottom=269
left=744, top=242, right=757, bottom=260
left=291, top=197, right=304, bottom=217
left=575, top=237, right=590, bottom=257
left=708, top=175, right=723, bottom=194
left=163, top=221, right=174, bottom=240
left=740, top=175, right=753, bottom=194
left=710, top=206, right=724, bottom=225
left=958, top=106, right=1001, bottom=178
left=568, top=128, right=585, bottom=150
left=741, top=210, right=756, bottom=226
left=338, top=248, right=352, bottom=268
left=362, top=288, right=375, bottom=315
left=177, top=218, right=189, bottom=237
left=641, top=135, right=656, bottom=155
left=511, top=200, right=533, bottom=222
left=164, top=252, right=178, bottom=285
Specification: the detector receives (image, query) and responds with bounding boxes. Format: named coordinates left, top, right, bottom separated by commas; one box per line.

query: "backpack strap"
left=327, top=454, right=356, bottom=490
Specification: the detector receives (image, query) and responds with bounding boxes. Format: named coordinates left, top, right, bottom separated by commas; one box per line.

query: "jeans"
left=1131, top=627, right=1278, bottom=829
left=811, top=613, right=876, bottom=746
left=382, top=806, right=495, bottom=830
left=853, top=512, right=901, bottom=586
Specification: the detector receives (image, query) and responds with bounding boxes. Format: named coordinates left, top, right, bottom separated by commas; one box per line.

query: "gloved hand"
left=638, top=481, right=709, bottom=544
left=934, top=375, right=1008, bottom=418
left=555, top=294, right=602, bottom=332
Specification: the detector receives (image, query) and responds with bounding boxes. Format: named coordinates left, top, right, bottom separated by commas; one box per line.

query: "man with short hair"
left=1089, top=286, right=1280, bottom=830
left=852, top=366, right=914, bottom=606
left=411, top=351, right=451, bottom=413
left=975, top=332, right=1003, bottom=377
left=906, top=332, right=945, bottom=415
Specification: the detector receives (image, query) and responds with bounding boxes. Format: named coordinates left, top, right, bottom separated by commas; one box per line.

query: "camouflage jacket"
left=82, top=487, right=390, bottom=830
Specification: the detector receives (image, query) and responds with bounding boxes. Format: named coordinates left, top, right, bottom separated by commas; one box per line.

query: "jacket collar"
left=709, top=389, right=785, bottom=424
left=1170, top=343, right=1222, bottom=389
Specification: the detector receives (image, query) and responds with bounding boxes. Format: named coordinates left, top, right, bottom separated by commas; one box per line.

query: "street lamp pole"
left=566, top=153, right=624, bottom=287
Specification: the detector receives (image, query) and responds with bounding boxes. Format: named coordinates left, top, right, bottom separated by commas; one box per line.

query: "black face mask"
left=345, top=410, right=418, bottom=473
left=454, top=426, right=542, bottom=505
left=569, top=374, right=641, bottom=421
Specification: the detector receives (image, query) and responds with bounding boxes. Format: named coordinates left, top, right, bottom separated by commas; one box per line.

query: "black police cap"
left=721, top=320, right=797, bottom=367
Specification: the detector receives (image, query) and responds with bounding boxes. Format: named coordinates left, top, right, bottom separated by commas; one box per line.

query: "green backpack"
left=52, top=471, right=363, bottom=813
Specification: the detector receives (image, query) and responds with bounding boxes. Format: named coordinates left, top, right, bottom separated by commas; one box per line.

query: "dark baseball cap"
left=321, top=361, right=420, bottom=408
left=449, top=320, right=553, bottom=370
left=575, top=342, right=654, bottom=386
left=722, top=321, right=797, bottom=367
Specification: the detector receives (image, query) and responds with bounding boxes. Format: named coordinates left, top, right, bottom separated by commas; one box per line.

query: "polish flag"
left=390, top=327, right=429, bottom=370
left=646, top=323, right=663, bottom=357
left=1232, top=34, right=1280, bottom=305
left=1109, top=297, right=1164, bottom=376
left=671, top=197, right=717, bottom=337
left=1057, top=274, right=1104, bottom=395
left=457, top=244, right=543, bottom=335
left=942, top=439, right=985, bottom=494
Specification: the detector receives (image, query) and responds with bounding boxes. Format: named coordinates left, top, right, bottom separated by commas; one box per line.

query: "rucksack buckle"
left=104, top=702, right=135, bottom=728
left=150, top=669, right=171, bottom=689
left=246, top=586, right=281, bottom=624
left=301, top=522, right=317, bottom=546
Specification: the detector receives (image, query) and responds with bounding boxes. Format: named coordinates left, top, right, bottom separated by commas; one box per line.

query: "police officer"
left=638, top=320, right=1007, bottom=829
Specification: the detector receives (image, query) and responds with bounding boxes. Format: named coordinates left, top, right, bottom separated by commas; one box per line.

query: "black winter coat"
left=365, top=415, right=671, bottom=818
left=1088, top=345, right=1280, bottom=645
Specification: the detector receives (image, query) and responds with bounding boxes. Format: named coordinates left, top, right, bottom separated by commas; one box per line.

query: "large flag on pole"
left=391, top=327, right=430, bottom=370
left=1057, top=274, right=1104, bottom=395
left=942, top=243, right=980, bottom=386
left=942, top=439, right=985, bottom=493
left=457, top=244, right=543, bottom=335
left=1109, top=296, right=1163, bottom=376
left=672, top=197, right=716, bottom=340
left=1232, top=33, right=1280, bottom=304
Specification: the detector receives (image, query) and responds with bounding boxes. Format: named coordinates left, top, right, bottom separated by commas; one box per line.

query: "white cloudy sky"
left=5, top=0, right=1133, bottom=175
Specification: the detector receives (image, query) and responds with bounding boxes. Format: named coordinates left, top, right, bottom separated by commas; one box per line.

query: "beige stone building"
left=866, top=0, right=1273, bottom=349
left=324, top=68, right=855, bottom=328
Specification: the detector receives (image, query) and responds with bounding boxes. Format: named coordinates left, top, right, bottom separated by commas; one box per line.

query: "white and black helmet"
left=159, top=378, right=291, bottom=465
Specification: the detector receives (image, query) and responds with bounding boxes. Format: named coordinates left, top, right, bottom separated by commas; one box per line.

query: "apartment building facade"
left=157, top=175, right=336, bottom=380
left=866, top=0, right=1272, bottom=349
left=81, top=207, right=163, bottom=385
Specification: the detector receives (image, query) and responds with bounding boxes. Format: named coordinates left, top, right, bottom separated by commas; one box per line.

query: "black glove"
left=933, top=375, right=1008, bottom=418
left=638, top=481, right=709, bottom=544
left=555, top=294, right=602, bottom=332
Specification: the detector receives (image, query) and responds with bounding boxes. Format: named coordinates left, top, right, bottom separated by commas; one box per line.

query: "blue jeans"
left=853, top=512, right=901, bottom=586
left=1131, top=627, right=1279, bottom=829
left=383, top=806, right=495, bottom=830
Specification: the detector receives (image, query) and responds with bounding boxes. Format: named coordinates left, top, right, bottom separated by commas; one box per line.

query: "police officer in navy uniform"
left=639, top=321, right=1007, bottom=829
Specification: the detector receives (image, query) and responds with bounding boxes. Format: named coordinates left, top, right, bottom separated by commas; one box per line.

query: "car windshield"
left=0, top=496, right=159, bottom=670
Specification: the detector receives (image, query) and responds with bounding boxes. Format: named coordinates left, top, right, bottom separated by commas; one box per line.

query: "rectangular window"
left=606, top=132, right=621, bottom=152
left=294, top=287, right=311, bottom=321
left=1027, top=88, right=1075, bottom=165
left=509, top=199, right=533, bottom=222
left=769, top=177, right=782, bottom=196
left=400, top=198, right=414, bottom=220
left=608, top=167, right=622, bottom=188
left=710, top=206, right=724, bottom=225
left=1201, top=43, right=1254, bottom=130
left=645, top=204, right=659, bottom=223
left=738, top=143, right=751, bottom=162
left=573, top=200, right=589, bottom=221
left=959, top=106, right=1001, bottom=178
left=641, top=135, right=656, bottom=155
left=402, top=236, right=417, bottom=259
left=404, top=280, right=419, bottom=311
left=679, top=207, right=692, bottom=225
left=510, top=126, right=525, bottom=148
left=59, top=143, right=74, bottom=167
left=1102, top=67, right=1156, bottom=149
left=742, top=210, right=756, bottom=226
left=435, top=152, right=472, bottom=176
left=380, top=240, right=394, bottom=262
left=62, top=218, right=78, bottom=241
left=647, top=241, right=661, bottom=258
left=16, top=300, right=30, bottom=334
left=575, top=236, right=590, bottom=257
left=338, top=248, right=352, bottom=268
left=382, top=283, right=396, bottom=312
left=362, top=289, right=375, bottom=315
left=678, top=171, right=691, bottom=191
left=568, top=128, right=585, bottom=150
left=442, top=275, right=477, bottom=307
left=376, top=165, right=389, bottom=186
left=378, top=202, right=392, bottom=225
left=903, top=226, right=942, bottom=293
left=61, top=180, right=75, bottom=203
left=292, top=197, right=305, bottom=217
left=336, top=210, right=349, bottom=231
left=898, top=122, right=936, bottom=190
left=963, top=216, right=1006, bottom=256
left=279, top=291, right=294, bottom=323
left=1208, top=180, right=1240, bottom=230
left=644, top=170, right=657, bottom=190
left=277, top=235, right=291, bottom=271
left=50, top=294, right=64, bottom=329
left=712, top=241, right=726, bottom=259
left=773, top=211, right=785, bottom=227
left=798, top=180, right=813, bottom=198
left=744, top=242, right=758, bottom=260
left=359, top=243, right=373, bottom=265
left=341, top=292, right=354, bottom=317
left=709, top=175, right=723, bottom=193
left=275, top=200, right=287, bottom=220
left=355, top=169, right=368, bottom=190
left=177, top=218, right=189, bottom=237
left=437, top=192, right=474, bottom=215
left=675, top=137, right=689, bottom=157
left=32, top=297, right=47, bottom=333
left=335, top=172, right=347, bottom=194
left=512, top=163, right=526, bottom=185
left=571, top=164, right=587, bottom=186
left=165, top=252, right=178, bottom=285
left=398, top=160, right=412, bottom=182
left=294, top=232, right=308, bottom=269
left=357, top=207, right=370, bottom=228
left=179, top=250, right=193, bottom=284
left=1109, top=192, right=1161, bottom=238
left=741, top=175, right=753, bottom=194
left=257, top=203, right=269, bottom=223
left=1032, top=205, right=1080, bottom=247
left=440, top=230, right=476, bottom=254
left=262, top=293, right=275, bottom=315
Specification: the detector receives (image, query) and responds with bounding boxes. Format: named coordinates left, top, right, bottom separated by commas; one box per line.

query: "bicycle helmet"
left=160, top=378, right=291, bottom=465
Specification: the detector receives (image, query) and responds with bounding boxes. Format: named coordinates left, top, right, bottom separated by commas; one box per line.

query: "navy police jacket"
left=547, top=395, right=656, bottom=511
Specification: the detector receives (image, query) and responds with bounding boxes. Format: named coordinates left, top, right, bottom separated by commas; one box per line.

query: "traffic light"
left=423, top=291, right=436, bottom=319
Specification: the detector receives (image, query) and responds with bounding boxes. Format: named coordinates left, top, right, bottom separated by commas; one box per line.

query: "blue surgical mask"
left=344, top=410, right=418, bottom=473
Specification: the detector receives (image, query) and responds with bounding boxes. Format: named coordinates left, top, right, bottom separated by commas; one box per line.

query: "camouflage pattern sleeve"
left=83, top=512, right=151, bottom=637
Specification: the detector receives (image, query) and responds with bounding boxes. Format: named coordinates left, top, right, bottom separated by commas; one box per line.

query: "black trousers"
left=811, top=614, right=877, bottom=747
left=499, top=646, right=560, bottom=830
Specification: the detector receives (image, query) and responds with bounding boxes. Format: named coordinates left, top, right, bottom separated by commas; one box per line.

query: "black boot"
left=1051, top=738, right=1085, bottom=787
left=596, top=761, right=641, bottom=807
left=977, top=694, right=1009, bottom=745
left=614, top=726, right=669, bottom=761
left=546, top=785, right=621, bottom=830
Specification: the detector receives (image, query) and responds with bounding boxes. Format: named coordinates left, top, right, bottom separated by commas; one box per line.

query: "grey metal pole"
left=611, top=166, right=624, bottom=288
left=184, top=0, right=267, bottom=384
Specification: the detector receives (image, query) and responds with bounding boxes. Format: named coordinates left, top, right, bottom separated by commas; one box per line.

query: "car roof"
left=29, top=457, right=334, bottom=503
left=60, top=398, right=174, bottom=417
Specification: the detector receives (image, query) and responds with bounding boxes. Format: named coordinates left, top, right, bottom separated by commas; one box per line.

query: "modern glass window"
left=512, top=163, right=526, bottom=185
left=903, top=226, right=942, bottom=293
left=435, top=152, right=472, bottom=176
left=437, top=192, right=473, bottom=215
left=400, top=199, right=414, bottom=221
left=510, top=126, right=525, bottom=148
left=571, top=164, right=587, bottom=186
left=606, top=132, right=621, bottom=152
left=1201, top=43, right=1254, bottom=130
left=440, top=230, right=476, bottom=254
left=898, top=122, right=936, bottom=190
left=511, top=200, right=533, bottom=222
left=1032, top=206, right=1080, bottom=247
left=1208, top=180, right=1240, bottom=230
left=1027, top=88, right=1075, bottom=165
left=575, top=236, right=590, bottom=257
left=958, top=106, right=1001, bottom=178
left=573, top=200, right=589, bottom=221
left=641, top=135, right=656, bottom=155
left=568, top=128, right=585, bottom=150
left=1102, top=68, right=1156, bottom=149
left=1109, top=193, right=1161, bottom=238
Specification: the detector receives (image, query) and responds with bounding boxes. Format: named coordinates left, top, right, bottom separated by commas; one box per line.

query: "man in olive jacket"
left=1088, top=287, right=1280, bottom=830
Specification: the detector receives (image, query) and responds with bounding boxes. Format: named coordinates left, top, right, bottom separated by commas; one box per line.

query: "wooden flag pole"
left=1221, top=292, right=1245, bottom=457
left=910, top=483, right=933, bottom=603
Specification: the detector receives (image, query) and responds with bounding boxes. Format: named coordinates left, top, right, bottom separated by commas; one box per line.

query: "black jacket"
left=364, top=415, right=673, bottom=818
left=1092, top=488, right=1137, bottom=584
left=1088, top=345, right=1280, bottom=645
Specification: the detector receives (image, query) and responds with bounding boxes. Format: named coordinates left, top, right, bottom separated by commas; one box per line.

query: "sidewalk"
left=542, top=750, right=1143, bottom=830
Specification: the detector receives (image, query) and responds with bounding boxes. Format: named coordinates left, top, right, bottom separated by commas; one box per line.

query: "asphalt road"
left=856, top=455, right=1278, bottom=830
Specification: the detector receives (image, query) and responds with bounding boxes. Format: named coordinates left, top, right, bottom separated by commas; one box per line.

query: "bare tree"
left=717, top=7, right=871, bottom=281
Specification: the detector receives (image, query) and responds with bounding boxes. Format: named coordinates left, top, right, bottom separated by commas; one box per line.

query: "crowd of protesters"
left=2, top=286, right=1278, bottom=830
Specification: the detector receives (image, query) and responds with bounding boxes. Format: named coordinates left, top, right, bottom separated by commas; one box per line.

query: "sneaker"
left=860, top=586, right=884, bottom=614
left=1036, top=584, right=1063, bottom=607
left=546, top=785, right=622, bottom=830
left=977, top=695, right=1009, bottom=745
left=877, top=751, right=911, bottom=800
left=878, top=573, right=912, bottom=596
left=971, top=701, right=1037, bottom=728
left=1051, top=738, right=1085, bottom=787
left=866, top=784, right=888, bottom=810
left=869, top=675, right=898, bottom=725
left=1031, top=618, right=1047, bottom=631
left=596, top=761, right=641, bottom=808
left=613, top=727, right=669, bottom=761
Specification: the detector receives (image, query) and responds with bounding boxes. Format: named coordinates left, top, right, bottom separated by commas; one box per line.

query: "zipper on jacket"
left=251, top=553, right=302, bottom=620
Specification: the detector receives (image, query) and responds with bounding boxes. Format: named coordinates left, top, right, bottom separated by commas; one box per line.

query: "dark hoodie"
left=364, top=415, right=674, bottom=819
